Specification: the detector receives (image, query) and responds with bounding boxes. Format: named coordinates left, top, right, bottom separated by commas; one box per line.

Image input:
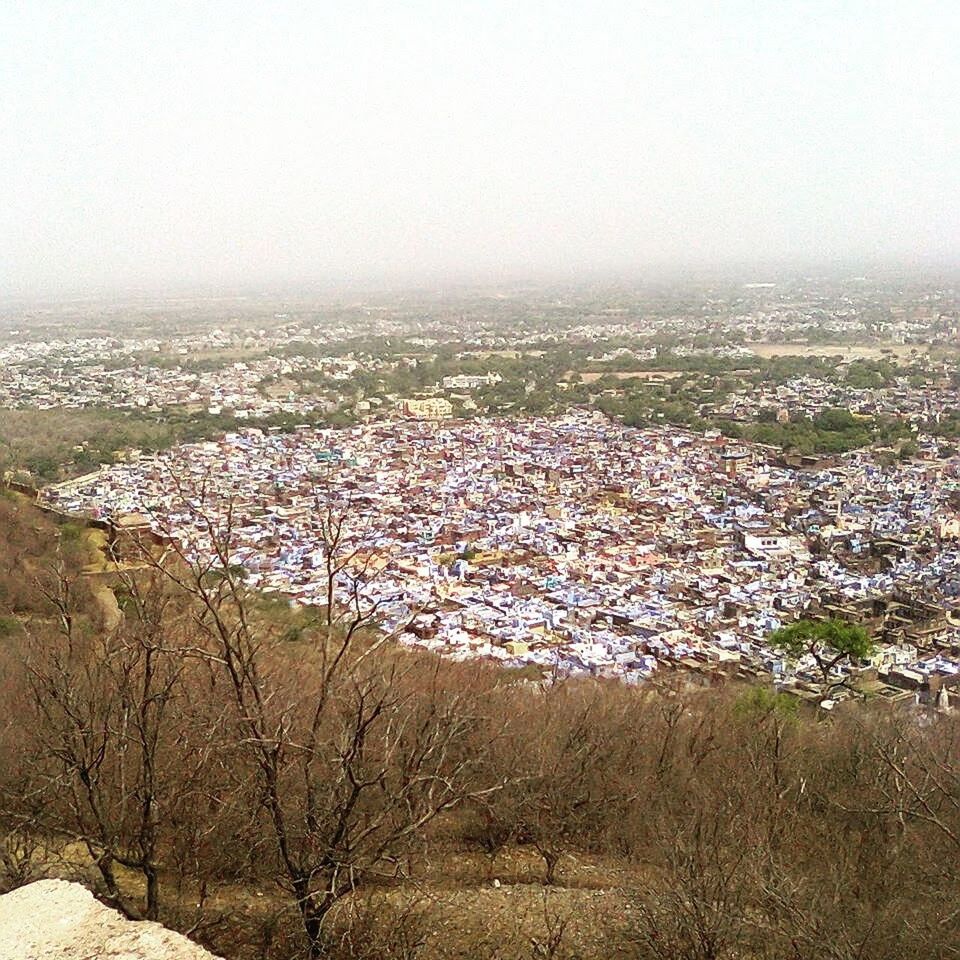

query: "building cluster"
left=43, top=412, right=960, bottom=708
left=0, top=333, right=365, bottom=418
left=441, top=373, right=503, bottom=390
left=398, top=397, right=455, bottom=419
left=709, top=366, right=960, bottom=430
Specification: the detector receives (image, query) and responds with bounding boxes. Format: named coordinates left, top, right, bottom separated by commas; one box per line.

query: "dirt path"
left=745, top=341, right=932, bottom=360
left=89, top=580, right=121, bottom=631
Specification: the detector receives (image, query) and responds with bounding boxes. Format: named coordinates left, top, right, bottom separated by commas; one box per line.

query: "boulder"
left=0, top=879, right=220, bottom=960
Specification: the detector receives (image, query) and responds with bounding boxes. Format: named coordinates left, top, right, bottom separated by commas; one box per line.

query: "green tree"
left=769, top=618, right=873, bottom=691
left=898, top=440, right=919, bottom=461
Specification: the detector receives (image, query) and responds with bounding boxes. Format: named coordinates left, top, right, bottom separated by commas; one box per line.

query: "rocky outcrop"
left=0, top=879, right=220, bottom=960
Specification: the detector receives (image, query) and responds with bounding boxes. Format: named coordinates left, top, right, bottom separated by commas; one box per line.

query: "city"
left=39, top=407, right=960, bottom=709
left=0, top=276, right=956, bottom=713
left=2, top=0, right=959, bottom=955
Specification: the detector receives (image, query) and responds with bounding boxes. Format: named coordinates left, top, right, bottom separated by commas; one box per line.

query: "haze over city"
left=2, top=0, right=959, bottom=297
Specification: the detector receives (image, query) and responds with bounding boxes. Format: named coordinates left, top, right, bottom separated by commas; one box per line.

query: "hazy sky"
left=1, top=1, right=958, bottom=295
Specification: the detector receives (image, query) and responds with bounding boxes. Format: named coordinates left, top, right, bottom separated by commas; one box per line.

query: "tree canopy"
left=769, top=618, right=874, bottom=689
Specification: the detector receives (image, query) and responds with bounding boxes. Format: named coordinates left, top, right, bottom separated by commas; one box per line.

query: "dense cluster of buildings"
left=398, top=397, right=454, bottom=419
left=709, top=364, right=960, bottom=430
left=8, top=279, right=960, bottom=709
left=43, top=413, right=960, bottom=708
left=441, top=373, right=503, bottom=390
left=0, top=333, right=357, bottom=417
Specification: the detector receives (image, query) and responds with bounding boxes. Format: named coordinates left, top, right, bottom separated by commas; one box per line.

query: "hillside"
left=0, top=492, right=957, bottom=960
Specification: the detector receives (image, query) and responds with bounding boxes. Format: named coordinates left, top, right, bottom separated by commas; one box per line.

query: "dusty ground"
left=46, top=844, right=646, bottom=959
left=315, top=845, right=646, bottom=960
left=745, top=341, right=930, bottom=360
left=163, top=346, right=270, bottom=363
left=467, top=350, right=546, bottom=359
left=572, top=370, right=684, bottom=383
left=374, top=882, right=638, bottom=959
left=87, top=580, right=122, bottom=631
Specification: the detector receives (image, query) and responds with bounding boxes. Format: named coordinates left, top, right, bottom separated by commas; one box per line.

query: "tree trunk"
left=542, top=848, right=560, bottom=886
left=144, top=864, right=159, bottom=921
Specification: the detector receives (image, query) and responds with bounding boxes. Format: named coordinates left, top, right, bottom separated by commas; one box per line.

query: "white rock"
left=0, top=879, right=221, bottom=960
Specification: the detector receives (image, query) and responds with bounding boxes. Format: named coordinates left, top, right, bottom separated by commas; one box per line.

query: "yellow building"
left=504, top=640, right=530, bottom=657
left=398, top=397, right=454, bottom=419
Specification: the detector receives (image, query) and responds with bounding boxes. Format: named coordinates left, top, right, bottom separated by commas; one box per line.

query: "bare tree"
left=628, top=810, right=758, bottom=960
left=757, top=869, right=923, bottom=960
left=868, top=713, right=960, bottom=853
left=509, top=682, right=630, bottom=885
left=21, top=558, right=223, bottom=922
left=142, top=489, right=499, bottom=957
left=462, top=801, right=515, bottom=879
left=0, top=827, right=52, bottom=894
left=528, top=891, right=580, bottom=960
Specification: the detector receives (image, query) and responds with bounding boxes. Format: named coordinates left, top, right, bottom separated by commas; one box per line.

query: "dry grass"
left=60, top=839, right=645, bottom=959
left=323, top=844, right=645, bottom=960
left=469, top=350, right=546, bottom=359
left=79, top=528, right=110, bottom=573
left=745, top=342, right=929, bottom=360
left=166, top=347, right=270, bottom=362
left=569, top=370, right=683, bottom=383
